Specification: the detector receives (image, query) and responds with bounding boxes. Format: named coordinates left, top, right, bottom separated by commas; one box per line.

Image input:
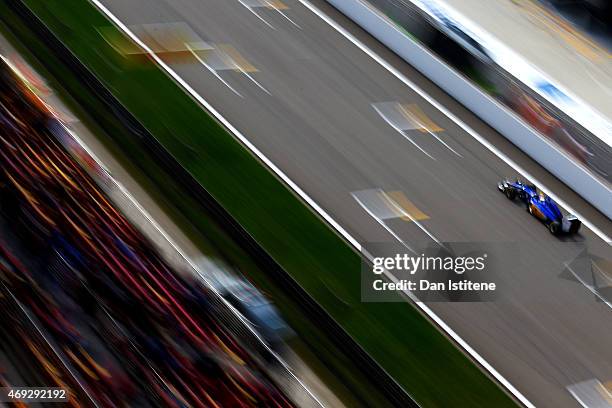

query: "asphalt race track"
left=92, top=0, right=612, bottom=406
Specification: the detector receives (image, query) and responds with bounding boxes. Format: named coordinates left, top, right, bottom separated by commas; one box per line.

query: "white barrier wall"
left=326, top=0, right=612, bottom=219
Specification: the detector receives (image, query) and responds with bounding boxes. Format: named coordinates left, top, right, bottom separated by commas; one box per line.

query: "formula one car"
left=497, top=179, right=581, bottom=235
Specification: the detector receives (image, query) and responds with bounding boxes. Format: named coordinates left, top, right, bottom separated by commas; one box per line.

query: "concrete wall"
left=326, top=0, right=612, bottom=219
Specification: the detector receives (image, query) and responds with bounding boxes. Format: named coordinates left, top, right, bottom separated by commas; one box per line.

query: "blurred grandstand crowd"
left=368, top=0, right=612, bottom=185
left=0, top=57, right=292, bottom=407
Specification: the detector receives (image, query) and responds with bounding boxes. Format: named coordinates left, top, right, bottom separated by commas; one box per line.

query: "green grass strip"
left=10, top=1, right=517, bottom=406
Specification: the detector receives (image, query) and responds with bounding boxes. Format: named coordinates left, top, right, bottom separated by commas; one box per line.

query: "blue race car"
left=497, top=179, right=581, bottom=235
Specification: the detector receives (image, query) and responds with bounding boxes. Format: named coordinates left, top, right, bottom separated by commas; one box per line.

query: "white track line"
left=380, top=189, right=443, bottom=246
left=87, top=0, right=612, bottom=406
left=351, top=192, right=417, bottom=254
left=372, top=104, right=435, bottom=159
left=263, top=0, right=303, bottom=29
left=426, top=127, right=463, bottom=157
left=186, top=44, right=244, bottom=98
left=295, top=0, right=611, bottom=246
left=232, top=59, right=272, bottom=95
left=398, top=104, right=463, bottom=157
left=238, top=0, right=277, bottom=30
left=242, top=70, right=271, bottom=95
left=399, top=130, right=434, bottom=159
left=89, top=0, right=360, bottom=252
left=7, top=50, right=322, bottom=405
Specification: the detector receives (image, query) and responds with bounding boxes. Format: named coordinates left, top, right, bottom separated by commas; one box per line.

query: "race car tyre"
left=505, top=188, right=516, bottom=200
left=569, top=221, right=581, bottom=234
left=548, top=221, right=561, bottom=235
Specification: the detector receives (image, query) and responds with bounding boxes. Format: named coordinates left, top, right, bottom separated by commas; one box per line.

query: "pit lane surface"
left=91, top=0, right=611, bottom=406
